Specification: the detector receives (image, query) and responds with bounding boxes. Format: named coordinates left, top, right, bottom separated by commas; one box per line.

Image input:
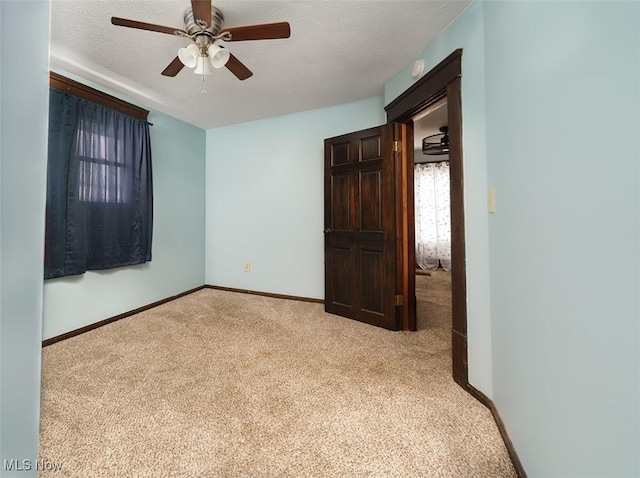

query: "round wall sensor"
left=411, top=59, right=425, bottom=79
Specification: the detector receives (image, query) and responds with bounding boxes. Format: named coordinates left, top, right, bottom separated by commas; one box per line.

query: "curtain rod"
left=49, top=72, right=150, bottom=122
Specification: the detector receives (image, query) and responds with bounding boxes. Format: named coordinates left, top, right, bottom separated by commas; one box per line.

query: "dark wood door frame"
left=385, top=49, right=468, bottom=388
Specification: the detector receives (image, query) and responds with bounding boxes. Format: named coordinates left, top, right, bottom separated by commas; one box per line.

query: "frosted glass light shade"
left=207, top=44, right=230, bottom=68
left=178, top=43, right=199, bottom=68
left=194, top=55, right=215, bottom=75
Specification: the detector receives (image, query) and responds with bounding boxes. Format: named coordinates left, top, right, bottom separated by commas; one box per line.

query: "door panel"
left=330, top=141, right=350, bottom=166
left=329, top=244, right=353, bottom=308
left=359, top=171, right=382, bottom=231
left=324, top=124, right=399, bottom=330
left=359, top=135, right=381, bottom=161
left=331, top=174, right=352, bottom=230
left=360, top=246, right=384, bottom=314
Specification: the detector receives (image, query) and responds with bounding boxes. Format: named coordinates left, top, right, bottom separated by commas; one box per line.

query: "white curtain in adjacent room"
left=415, top=162, right=451, bottom=271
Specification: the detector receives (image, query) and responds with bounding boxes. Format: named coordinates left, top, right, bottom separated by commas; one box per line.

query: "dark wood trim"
left=452, top=329, right=468, bottom=386
left=467, top=385, right=528, bottom=478
left=385, top=49, right=462, bottom=122
left=393, top=122, right=416, bottom=331
left=447, top=77, right=467, bottom=338
left=49, top=72, right=149, bottom=122
left=42, top=286, right=205, bottom=347
left=205, top=285, right=324, bottom=304
left=394, top=125, right=405, bottom=329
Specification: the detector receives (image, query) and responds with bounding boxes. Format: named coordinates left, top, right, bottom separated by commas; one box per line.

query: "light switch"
left=488, top=187, right=496, bottom=213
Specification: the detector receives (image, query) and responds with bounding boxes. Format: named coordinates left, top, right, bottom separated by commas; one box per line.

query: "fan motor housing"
left=183, top=6, right=224, bottom=36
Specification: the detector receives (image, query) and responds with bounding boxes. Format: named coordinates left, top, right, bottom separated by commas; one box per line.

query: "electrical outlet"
left=243, top=261, right=250, bottom=272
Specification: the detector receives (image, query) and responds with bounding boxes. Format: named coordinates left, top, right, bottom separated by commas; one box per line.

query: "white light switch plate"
left=488, top=187, right=496, bottom=213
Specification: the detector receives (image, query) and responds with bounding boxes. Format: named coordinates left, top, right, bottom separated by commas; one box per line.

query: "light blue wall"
left=42, top=84, right=206, bottom=340
left=206, top=97, right=385, bottom=298
left=386, top=0, right=640, bottom=475
left=0, top=1, right=50, bottom=476
left=484, top=1, right=639, bottom=475
left=385, top=1, right=494, bottom=396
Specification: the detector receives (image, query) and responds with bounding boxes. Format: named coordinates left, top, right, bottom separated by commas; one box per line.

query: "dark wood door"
left=324, top=124, right=400, bottom=330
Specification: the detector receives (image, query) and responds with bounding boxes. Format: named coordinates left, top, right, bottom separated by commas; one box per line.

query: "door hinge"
left=395, top=294, right=404, bottom=306
left=393, top=141, right=402, bottom=153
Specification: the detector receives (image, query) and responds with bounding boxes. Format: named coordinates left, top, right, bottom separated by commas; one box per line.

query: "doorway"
left=385, top=49, right=468, bottom=388
left=413, top=98, right=452, bottom=332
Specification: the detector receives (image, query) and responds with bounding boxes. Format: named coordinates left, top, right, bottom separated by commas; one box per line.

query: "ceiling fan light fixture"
left=194, top=55, right=215, bottom=75
left=207, top=44, right=230, bottom=68
left=111, top=3, right=291, bottom=81
left=422, top=126, right=450, bottom=155
left=178, top=43, right=199, bottom=68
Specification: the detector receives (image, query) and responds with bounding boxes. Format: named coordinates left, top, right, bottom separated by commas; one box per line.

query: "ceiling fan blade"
left=161, top=57, right=185, bottom=77
left=222, top=22, right=291, bottom=42
left=225, top=54, right=253, bottom=80
left=191, top=0, right=212, bottom=28
left=111, top=17, right=185, bottom=36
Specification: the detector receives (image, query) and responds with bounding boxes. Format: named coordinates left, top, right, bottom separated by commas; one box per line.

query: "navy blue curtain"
left=45, top=88, right=153, bottom=279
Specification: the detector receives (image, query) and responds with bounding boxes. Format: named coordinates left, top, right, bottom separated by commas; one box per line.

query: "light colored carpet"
left=416, top=270, right=452, bottom=330
left=39, top=289, right=515, bottom=477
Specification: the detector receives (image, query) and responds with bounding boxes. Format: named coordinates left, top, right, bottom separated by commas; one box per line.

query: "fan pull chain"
left=201, top=75, right=206, bottom=95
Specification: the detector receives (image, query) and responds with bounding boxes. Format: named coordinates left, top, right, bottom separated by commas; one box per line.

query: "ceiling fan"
left=111, top=0, right=291, bottom=81
left=422, top=126, right=450, bottom=155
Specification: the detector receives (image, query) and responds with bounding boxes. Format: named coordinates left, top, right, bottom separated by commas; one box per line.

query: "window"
left=44, top=76, right=153, bottom=280
left=76, top=119, right=131, bottom=204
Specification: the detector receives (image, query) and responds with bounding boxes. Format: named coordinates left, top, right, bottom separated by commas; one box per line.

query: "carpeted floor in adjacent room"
left=39, top=288, right=515, bottom=477
left=416, top=269, right=452, bottom=330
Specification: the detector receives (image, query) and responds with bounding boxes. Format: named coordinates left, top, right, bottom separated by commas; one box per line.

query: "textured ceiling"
left=50, top=0, right=471, bottom=130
